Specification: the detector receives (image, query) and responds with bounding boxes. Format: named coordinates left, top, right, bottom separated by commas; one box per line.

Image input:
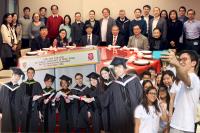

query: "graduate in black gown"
left=41, top=73, right=57, bottom=132
left=56, top=75, right=72, bottom=133
left=69, top=73, right=91, bottom=133
left=99, top=67, right=115, bottom=133
left=19, top=67, right=43, bottom=132
left=86, top=72, right=102, bottom=133
left=102, top=57, right=143, bottom=133
left=0, top=67, right=25, bottom=132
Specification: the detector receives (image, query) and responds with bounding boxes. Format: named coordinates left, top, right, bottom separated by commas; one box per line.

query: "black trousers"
left=185, top=38, right=200, bottom=54
left=21, top=38, right=30, bottom=49
left=1, top=57, right=15, bottom=69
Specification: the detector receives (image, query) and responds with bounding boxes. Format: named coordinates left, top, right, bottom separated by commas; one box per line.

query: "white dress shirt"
left=101, top=17, right=109, bottom=42
left=152, top=17, right=160, bottom=32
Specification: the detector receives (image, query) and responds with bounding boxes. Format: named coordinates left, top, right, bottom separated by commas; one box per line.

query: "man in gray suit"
left=99, top=8, right=116, bottom=46
left=128, top=25, right=149, bottom=50
left=149, top=7, right=167, bottom=41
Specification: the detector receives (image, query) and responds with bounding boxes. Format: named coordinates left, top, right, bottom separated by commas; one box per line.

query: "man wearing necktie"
left=80, top=24, right=99, bottom=46
left=107, top=25, right=125, bottom=47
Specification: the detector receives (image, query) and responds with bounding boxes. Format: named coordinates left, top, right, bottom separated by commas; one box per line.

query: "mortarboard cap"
left=110, top=57, right=128, bottom=68
left=44, top=73, right=55, bottom=82
left=60, top=75, right=72, bottom=84
left=11, top=67, right=25, bottom=80
left=86, top=72, right=100, bottom=79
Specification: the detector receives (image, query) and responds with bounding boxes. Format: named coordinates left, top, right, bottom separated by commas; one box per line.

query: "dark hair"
left=75, top=73, right=83, bottom=78
left=63, top=15, right=71, bottom=26
left=142, top=80, right=153, bottom=88
left=23, top=7, right=30, bottom=12
left=2, top=13, right=13, bottom=27
left=178, top=50, right=199, bottom=72
left=179, top=6, right=187, bottom=12
left=11, top=13, right=19, bottom=25
left=27, top=67, right=35, bottom=73
left=51, top=5, right=58, bottom=10
left=160, top=10, right=168, bottom=20
left=99, top=67, right=115, bottom=91
left=153, top=27, right=161, bottom=32
left=161, top=70, right=175, bottom=87
left=134, top=8, right=142, bottom=13
left=187, top=9, right=196, bottom=15
left=158, top=85, right=170, bottom=111
left=133, top=24, right=141, bottom=30
left=143, top=5, right=151, bottom=10
left=39, top=7, right=47, bottom=12
left=141, top=71, right=151, bottom=79
left=169, top=10, right=178, bottom=21
left=75, top=12, right=81, bottom=16
left=102, top=8, right=110, bottom=14
left=89, top=10, right=95, bottom=14
left=40, top=26, right=48, bottom=31
left=32, top=13, right=40, bottom=22
left=148, top=67, right=156, bottom=72
left=142, top=87, right=160, bottom=114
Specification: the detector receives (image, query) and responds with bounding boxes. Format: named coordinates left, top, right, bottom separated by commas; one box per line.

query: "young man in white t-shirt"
left=162, top=50, right=200, bottom=133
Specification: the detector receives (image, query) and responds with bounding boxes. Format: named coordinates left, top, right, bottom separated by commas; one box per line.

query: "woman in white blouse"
left=134, top=87, right=168, bottom=133
left=1, top=13, right=18, bottom=69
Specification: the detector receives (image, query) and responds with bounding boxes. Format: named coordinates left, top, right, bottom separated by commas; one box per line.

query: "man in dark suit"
left=116, top=9, right=130, bottom=45
left=141, top=5, right=154, bottom=37
left=31, top=26, right=51, bottom=51
left=99, top=8, right=116, bottom=46
left=71, top=12, right=84, bottom=46
left=80, top=25, right=99, bottom=46
left=149, top=7, right=167, bottom=41
left=107, top=25, right=125, bottom=47
left=83, top=10, right=100, bottom=36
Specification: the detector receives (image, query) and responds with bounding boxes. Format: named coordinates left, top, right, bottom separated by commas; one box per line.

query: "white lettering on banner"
left=18, top=49, right=99, bottom=71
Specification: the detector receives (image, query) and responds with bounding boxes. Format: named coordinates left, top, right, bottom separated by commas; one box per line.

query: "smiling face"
left=114, top=65, right=125, bottom=77
left=102, top=9, right=110, bottom=18
left=112, top=26, right=119, bottom=36
left=27, top=69, right=34, bottom=80
left=170, top=11, right=177, bottom=20
left=45, top=79, right=53, bottom=88
left=163, top=74, right=173, bottom=87
left=12, top=14, right=18, bottom=23
left=40, top=28, right=48, bottom=38
left=153, top=29, right=161, bottom=39
left=60, top=80, right=69, bottom=89
left=143, top=7, right=151, bottom=16
left=100, top=70, right=110, bottom=80
left=89, top=11, right=95, bottom=20
left=134, top=10, right=142, bottom=19
left=178, top=53, right=196, bottom=71
left=90, top=78, right=98, bottom=87
left=7, top=15, right=13, bottom=24
left=153, top=7, right=160, bottom=17
left=11, top=74, right=21, bottom=84
left=59, top=30, right=67, bottom=39
left=146, top=89, right=157, bottom=104
left=33, top=13, right=40, bottom=22
left=75, top=75, right=83, bottom=86
left=75, top=13, right=81, bottom=22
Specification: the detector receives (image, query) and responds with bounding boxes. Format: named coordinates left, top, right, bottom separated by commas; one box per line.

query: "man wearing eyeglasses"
left=162, top=50, right=200, bottom=133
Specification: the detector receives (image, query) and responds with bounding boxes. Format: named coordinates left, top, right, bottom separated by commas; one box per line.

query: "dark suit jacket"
left=71, top=21, right=84, bottom=45
left=107, top=34, right=125, bottom=47
left=149, top=17, right=167, bottom=41
left=99, top=17, right=116, bottom=42
left=83, top=20, right=100, bottom=36
left=80, top=34, right=99, bottom=46
left=31, top=36, right=51, bottom=51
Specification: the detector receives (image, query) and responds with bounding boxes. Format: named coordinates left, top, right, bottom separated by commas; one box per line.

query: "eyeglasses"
left=148, top=92, right=157, bottom=96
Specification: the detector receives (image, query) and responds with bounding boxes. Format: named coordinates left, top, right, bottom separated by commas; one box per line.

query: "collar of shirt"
left=87, top=34, right=92, bottom=38
left=119, top=74, right=126, bottom=80
left=120, top=18, right=125, bottom=21
left=24, top=16, right=30, bottom=19
left=52, top=14, right=59, bottom=18
left=135, top=18, right=142, bottom=21
left=76, top=21, right=81, bottom=24
left=187, top=19, right=195, bottom=23
left=113, top=35, right=118, bottom=39
left=103, top=16, right=109, bottom=20
left=90, top=19, right=95, bottom=22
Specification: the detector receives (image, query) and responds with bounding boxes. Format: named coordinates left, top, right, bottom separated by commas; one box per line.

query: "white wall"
left=19, top=0, right=200, bottom=22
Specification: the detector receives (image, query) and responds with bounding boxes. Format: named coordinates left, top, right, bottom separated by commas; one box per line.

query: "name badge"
left=193, top=41, right=199, bottom=46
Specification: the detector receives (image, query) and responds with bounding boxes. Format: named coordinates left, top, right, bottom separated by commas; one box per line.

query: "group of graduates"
left=0, top=57, right=144, bottom=133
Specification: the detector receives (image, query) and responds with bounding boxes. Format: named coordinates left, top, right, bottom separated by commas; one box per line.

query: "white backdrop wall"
left=19, top=0, right=200, bottom=22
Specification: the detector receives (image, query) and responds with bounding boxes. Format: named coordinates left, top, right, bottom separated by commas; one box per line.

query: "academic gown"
left=102, top=75, right=143, bottom=133
left=69, top=84, right=91, bottom=129
left=19, top=80, right=43, bottom=132
left=100, top=81, right=113, bottom=132
left=88, top=86, right=102, bottom=133
left=56, top=89, right=71, bottom=132
left=42, top=87, right=57, bottom=132
left=0, top=82, right=21, bottom=132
